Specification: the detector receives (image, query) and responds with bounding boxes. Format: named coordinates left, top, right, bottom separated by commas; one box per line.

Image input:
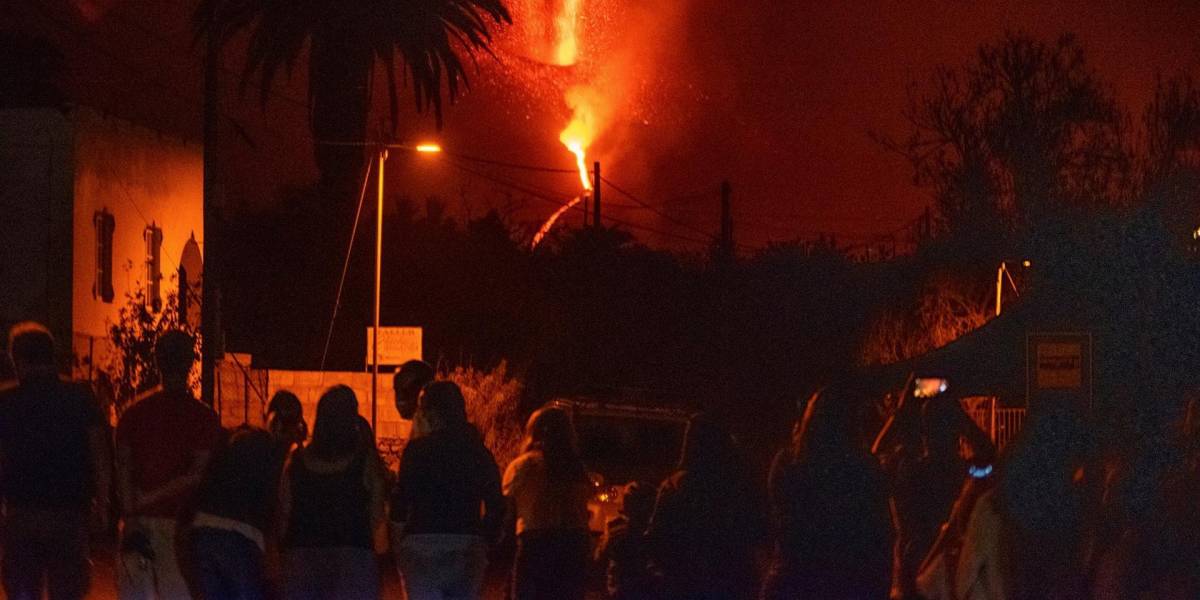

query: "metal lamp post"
left=995, top=259, right=1031, bottom=316
left=370, top=143, right=441, bottom=438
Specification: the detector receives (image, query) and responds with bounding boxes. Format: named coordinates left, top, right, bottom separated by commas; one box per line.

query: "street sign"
left=1035, top=342, right=1083, bottom=389
left=366, top=327, right=422, bottom=367
left=1026, top=332, right=1092, bottom=409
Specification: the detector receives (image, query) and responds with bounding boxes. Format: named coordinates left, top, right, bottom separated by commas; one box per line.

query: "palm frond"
left=192, top=0, right=511, bottom=135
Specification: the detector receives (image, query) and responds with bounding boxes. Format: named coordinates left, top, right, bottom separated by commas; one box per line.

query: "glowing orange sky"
left=14, top=0, right=1200, bottom=249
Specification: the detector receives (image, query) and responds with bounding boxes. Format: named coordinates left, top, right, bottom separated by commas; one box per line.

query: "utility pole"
left=372, top=149, right=387, bottom=439
left=719, top=180, right=733, bottom=260
left=200, top=30, right=221, bottom=407
left=592, top=161, right=602, bottom=230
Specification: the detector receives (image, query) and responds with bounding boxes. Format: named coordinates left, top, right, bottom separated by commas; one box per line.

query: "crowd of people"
left=3, top=320, right=1200, bottom=599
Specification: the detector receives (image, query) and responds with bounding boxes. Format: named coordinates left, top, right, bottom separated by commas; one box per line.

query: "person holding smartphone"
left=873, top=375, right=995, bottom=600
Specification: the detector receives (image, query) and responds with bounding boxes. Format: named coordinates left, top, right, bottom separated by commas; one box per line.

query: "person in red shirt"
left=115, top=330, right=221, bottom=599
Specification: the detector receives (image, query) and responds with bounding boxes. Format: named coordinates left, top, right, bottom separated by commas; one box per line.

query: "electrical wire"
left=448, top=161, right=580, bottom=205
left=26, top=2, right=929, bottom=255
left=318, top=160, right=374, bottom=375
left=449, top=162, right=712, bottom=246
left=446, top=152, right=579, bottom=175
left=443, top=156, right=643, bottom=209
left=599, top=176, right=716, bottom=240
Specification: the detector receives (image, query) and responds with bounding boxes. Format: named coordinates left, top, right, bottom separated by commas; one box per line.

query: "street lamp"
left=995, top=259, right=1031, bottom=316
left=371, top=142, right=441, bottom=438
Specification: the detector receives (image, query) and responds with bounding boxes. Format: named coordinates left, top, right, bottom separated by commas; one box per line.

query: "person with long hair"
left=502, top=406, right=592, bottom=600
left=189, top=427, right=281, bottom=599
left=267, top=391, right=307, bottom=453
left=646, top=414, right=766, bottom=600
left=873, top=379, right=994, bottom=600
left=954, top=400, right=1092, bottom=600
left=278, top=385, right=385, bottom=599
left=392, top=381, right=504, bottom=599
left=761, top=384, right=893, bottom=600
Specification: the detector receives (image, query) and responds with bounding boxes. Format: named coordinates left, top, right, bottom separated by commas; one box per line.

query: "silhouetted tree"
left=879, top=32, right=1132, bottom=247
left=193, top=0, right=511, bottom=196
left=1144, top=73, right=1200, bottom=181
left=1141, top=73, right=1200, bottom=244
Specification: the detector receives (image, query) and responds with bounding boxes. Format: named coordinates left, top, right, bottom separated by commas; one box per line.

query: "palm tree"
left=194, top=0, right=511, bottom=193
left=191, top=0, right=509, bottom=403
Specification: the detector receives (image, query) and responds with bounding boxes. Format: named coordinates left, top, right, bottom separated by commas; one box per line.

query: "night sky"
left=11, top=0, right=1200, bottom=249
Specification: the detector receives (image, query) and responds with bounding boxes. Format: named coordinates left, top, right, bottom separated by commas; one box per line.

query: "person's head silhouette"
left=268, top=390, right=307, bottom=446
left=620, top=481, right=656, bottom=528
left=418, top=380, right=471, bottom=434
left=523, top=405, right=584, bottom=482
left=155, top=330, right=195, bottom=391
left=310, top=385, right=360, bottom=460
left=7, top=322, right=56, bottom=381
left=392, top=360, right=434, bottom=420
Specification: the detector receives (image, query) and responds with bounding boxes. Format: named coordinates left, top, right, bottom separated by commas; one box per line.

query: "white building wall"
left=70, top=107, right=203, bottom=342
left=0, top=107, right=203, bottom=377
left=263, top=370, right=411, bottom=440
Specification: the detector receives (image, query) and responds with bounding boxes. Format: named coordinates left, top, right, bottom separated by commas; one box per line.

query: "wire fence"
left=963, top=397, right=1027, bottom=450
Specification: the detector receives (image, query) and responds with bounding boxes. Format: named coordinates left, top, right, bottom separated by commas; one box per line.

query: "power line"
left=599, top=176, right=715, bottom=241
left=319, top=160, right=374, bottom=374
left=443, top=156, right=644, bottom=210
left=449, top=162, right=712, bottom=246
left=447, top=152, right=579, bottom=175
left=599, top=214, right=712, bottom=246
left=447, top=160, right=580, bottom=205
left=27, top=2, right=927, bottom=251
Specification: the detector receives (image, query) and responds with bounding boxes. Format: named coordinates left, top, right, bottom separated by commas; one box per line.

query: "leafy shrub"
left=99, top=278, right=199, bottom=417
left=860, top=274, right=992, bottom=366
left=444, top=361, right=524, bottom=468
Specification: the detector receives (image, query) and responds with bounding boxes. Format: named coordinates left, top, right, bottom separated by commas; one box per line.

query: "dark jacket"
left=391, top=425, right=504, bottom=538
left=192, top=426, right=286, bottom=534
left=0, top=377, right=103, bottom=511
left=598, top=515, right=656, bottom=600
left=765, top=447, right=893, bottom=599
left=647, top=468, right=764, bottom=600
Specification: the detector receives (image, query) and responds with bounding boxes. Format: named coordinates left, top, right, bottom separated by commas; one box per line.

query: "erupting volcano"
left=554, top=2, right=597, bottom=195
left=553, top=0, right=583, bottom=66
left=529, top=0, right=604, bottom=247
left=492, top=0, right=668, bottom=246
left=559, top=86, right=596, bottom=191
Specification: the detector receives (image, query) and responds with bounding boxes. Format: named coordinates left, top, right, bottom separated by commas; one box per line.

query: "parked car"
left=549, top=397, right=695, bottom=533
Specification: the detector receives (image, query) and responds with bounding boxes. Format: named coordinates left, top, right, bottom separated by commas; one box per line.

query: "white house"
left=0, top=106, right=203, bottom=377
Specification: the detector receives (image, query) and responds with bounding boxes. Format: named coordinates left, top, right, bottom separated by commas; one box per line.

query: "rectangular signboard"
left=1026, top=331, right=1092, bottom=410
left=1035, top=342, right=1083, bottom=389
left=366, top=327, right=422, bottom=367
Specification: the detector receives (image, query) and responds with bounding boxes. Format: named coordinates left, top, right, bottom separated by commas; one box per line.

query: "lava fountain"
left=530, top=196, right=583, bottom=248
left=553, top=0, right=583, bottom=66
left=532, top=0, right=600, bottom=248
left=531, top=90, right=594, bottom=248
left=558, top=81, right=600, bottom=190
